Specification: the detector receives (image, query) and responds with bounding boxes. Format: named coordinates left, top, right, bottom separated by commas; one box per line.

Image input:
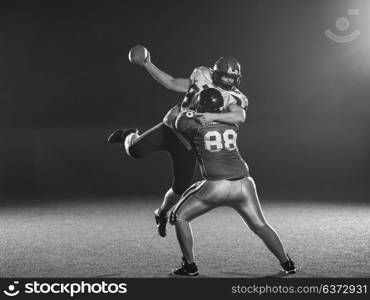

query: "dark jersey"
left=175, top=111, right=249, bottom=180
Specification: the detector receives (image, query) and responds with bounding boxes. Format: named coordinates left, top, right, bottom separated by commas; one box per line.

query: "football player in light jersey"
left=107, top=49, right=248, bottom=238
left=168, top=88, right=296, bottom=277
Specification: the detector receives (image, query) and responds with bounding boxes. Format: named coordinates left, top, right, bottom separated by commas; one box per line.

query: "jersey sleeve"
left=223, top=89, right=249, bottom=111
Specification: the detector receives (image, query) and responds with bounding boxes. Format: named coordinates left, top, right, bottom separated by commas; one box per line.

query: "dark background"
left=0, top=0, right=369, bottom=201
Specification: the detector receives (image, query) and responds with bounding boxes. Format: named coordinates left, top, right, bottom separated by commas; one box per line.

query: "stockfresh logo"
left=3, top=281, right=20, bottom=297
left=324, top=9, right=360, bottom=43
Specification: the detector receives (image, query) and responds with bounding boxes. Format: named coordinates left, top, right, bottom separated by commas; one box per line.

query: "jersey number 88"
left=204, top=130, right=237, bottom=152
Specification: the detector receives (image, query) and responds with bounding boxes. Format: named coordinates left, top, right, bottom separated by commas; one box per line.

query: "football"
left=128, top=45, right=149, bottom=65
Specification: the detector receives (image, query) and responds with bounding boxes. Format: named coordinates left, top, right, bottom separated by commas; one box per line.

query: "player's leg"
left=107, top=122, right=189, bottom=237
left=126, top=123, right=170, bottom=158
left=107, top=122, right=167, bottom=158
left=108, top=123, right=198, bottom=238
left=169, top=180, right=209, bottom=264
left=158, top=189, right=178, bottom=217
left=160, top=133, right=197, bottom=215
left=231, top=177, right=296, bottom=274
left=169, top=180, right=230, bottom=276
left=154, top=188, right=180, bottom=237
left=154, top=126, right=197, bottom=237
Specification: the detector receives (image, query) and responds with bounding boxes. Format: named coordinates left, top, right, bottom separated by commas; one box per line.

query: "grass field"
left=1, top=198, right=369, bottom=278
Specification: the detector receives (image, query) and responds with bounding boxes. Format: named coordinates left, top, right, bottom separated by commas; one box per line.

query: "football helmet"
left=212, top=57, right=242, bottom=90
left=195, top=88, right=224, bottom=113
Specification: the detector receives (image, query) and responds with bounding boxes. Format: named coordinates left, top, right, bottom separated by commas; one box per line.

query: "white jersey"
left=163, top=66, right=248, bottom=130
left=181, top=66, right=248, bottom=111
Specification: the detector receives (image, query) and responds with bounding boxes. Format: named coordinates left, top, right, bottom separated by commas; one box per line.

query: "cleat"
left=154, top=208, right=168, bottom=237
left=171, top=257, right=199, bottom=277
left=281, top=254, right=296, bottom=275
left=107, top=128, right=138, bottom=144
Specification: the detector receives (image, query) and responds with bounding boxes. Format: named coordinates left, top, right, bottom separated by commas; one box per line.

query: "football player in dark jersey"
left=107, top=48, right=248, bottom=238
left=168, top=88, right=296, bottom=277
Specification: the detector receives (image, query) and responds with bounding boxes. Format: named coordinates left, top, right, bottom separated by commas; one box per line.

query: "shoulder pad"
left=190, top=66, right=213, bottom=83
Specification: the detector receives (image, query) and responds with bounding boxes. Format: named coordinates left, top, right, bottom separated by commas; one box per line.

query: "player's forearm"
left=143, top=61, right=173, bottom=89
left=212, top=111, right=245, bottom=124
left=143, top=62, right=189, bottom=92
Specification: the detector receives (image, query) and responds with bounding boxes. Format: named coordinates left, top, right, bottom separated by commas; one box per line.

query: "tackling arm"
left=195, top=104, right=246, bottom=125
left=214, top=104, right=246, bottom=124
left=142, top=53, right=191, bottom=92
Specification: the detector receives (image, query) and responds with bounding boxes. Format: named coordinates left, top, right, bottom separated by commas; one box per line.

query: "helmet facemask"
left=212, top=71, right=241, bottom=90
left=212, top=57, right=242, bottom=90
